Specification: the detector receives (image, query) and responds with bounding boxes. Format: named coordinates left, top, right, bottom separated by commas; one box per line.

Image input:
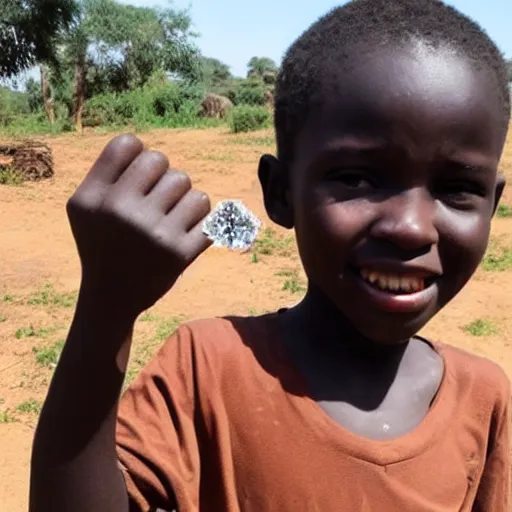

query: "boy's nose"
left=369, top=188, right=439, bottom=250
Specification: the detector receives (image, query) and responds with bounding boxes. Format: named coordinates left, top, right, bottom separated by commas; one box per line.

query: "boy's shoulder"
left=435, top=341, right=510, bottom=407
left=177, top=313, right=280, bottom=350
left=165, top=312, right=284, bottom=375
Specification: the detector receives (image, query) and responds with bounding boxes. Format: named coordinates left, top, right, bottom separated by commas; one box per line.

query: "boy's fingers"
left=146, top=170, right=192, bottom=213
left=113, top=150, right=170, bottom=197
left=86, top=134, right=144, bottom=185
left=168, top=189, right=211, bottom=232
left=181, top=222, right=213, bottom=261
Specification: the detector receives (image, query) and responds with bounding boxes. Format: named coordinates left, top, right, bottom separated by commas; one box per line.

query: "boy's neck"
left=288, top=284, right=411, bottom=363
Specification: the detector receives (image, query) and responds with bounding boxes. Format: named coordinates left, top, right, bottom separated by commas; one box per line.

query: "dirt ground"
left=0, top=126, right=511, bottom=510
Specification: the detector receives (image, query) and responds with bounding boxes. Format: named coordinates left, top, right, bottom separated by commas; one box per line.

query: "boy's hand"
left=67, top=134, right=212, bottom=317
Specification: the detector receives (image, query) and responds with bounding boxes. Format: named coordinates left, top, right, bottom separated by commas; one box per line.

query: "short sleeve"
left=473, top=372, right=511, bottom=512
left=116, top=324, right=201, bottom=512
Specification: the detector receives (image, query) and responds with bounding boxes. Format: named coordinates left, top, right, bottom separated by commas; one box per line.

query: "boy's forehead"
left=299, top=45, right=503, bottom=149
left=321, top=44, right=483, bottom=109
left=289, top=45, right=506, bottom=170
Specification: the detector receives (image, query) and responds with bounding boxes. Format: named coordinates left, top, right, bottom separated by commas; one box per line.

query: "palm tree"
left=0, top=0, right=77, bottom=78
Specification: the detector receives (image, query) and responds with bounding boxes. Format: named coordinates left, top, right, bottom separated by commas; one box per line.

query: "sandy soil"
left=1, top=126, right=511, bottom=510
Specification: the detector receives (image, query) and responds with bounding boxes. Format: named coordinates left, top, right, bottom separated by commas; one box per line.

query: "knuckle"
left=144, top=149, right=169, bottom=169
left=173, top=170, right=192, bottom=190
left=191, top=190, right=211, bottom=210
left=66, top=187, right=97, bottom=215
left=112, top=133, right=142, bottom=151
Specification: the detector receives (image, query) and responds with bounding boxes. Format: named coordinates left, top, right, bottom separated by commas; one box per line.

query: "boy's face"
left=262, top=44, right=507, bottom=344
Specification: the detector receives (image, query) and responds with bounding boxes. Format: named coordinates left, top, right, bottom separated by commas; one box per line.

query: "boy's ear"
left=492, top=174, right=506, bottom=215
left=258, top=154, right=294, bottom=229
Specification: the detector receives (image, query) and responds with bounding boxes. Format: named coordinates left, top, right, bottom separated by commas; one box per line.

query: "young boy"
left=30, top=0, right=511, bottom=511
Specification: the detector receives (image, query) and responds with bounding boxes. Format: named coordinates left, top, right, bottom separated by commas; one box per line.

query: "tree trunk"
left=40, top=66, right=55, bottom=124
left=72, top=51, right=86, bottom=132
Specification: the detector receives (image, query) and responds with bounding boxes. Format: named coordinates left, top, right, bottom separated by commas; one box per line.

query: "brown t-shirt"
left=116, top=314, right=511, bottom=511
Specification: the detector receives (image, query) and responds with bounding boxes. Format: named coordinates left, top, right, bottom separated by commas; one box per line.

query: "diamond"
left=202, top=200, right=261, bottom=250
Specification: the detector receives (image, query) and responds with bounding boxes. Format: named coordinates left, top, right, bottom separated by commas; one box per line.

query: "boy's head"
left=259, top=0, right=510, bottom=344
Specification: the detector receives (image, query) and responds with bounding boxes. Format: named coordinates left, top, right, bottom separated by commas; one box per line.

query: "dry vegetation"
left=0, top=126, right=511, bottom=509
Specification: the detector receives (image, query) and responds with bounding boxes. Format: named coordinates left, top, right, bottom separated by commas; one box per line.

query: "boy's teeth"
left=359, top=269, right=425, bottom=293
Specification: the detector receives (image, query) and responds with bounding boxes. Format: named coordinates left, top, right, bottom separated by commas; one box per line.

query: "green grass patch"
left=481, top=245, right=512, bottom=271
left=0, top=166, right=24, bottom=186
left=16, top=399, right=42, bottom=414
left=140, top=311, right=161, bottom=323
left=496, top=204, right=512, bottom=218
left=0, top=410, right=16, bottom=423
left=0, top=313, right=6, bottom=322
left=197, top=152, right=235, bottom=162
left=228, top=136, right=275, bottom=147
left=124, top=316, right=184, bottom=389
left=33, top=340, right=65, bottom=368
left=463, top=319, right=499, bottom=337
left=2, top=294, right=16, bottom=303
left=276, top=269, right=306, bottom=294
left=253, top=228, right=295, bottom=258
left=15, top=324, right=60, bottom=340
left=26, top=283, right=77, bottom=308
left=154, top=316, right=183, bottom=342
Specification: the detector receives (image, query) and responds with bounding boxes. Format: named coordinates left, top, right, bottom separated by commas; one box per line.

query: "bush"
left=236, top=82, right=267, bottom=106
left=229, top=106, right=270, bottom=133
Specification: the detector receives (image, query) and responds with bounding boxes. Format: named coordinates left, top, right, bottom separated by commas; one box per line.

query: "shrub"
left=237, top=82, right=267, bottom=106
left=229, top=106, right=270, bottom=133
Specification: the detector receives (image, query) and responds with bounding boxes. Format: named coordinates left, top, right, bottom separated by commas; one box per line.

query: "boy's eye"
left=436, top=180, right=487, bottom=207
left=326, top=170, right=376, bottom=190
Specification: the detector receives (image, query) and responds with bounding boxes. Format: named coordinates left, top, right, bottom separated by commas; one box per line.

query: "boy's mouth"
left=359, top=268, right=435, bottom=295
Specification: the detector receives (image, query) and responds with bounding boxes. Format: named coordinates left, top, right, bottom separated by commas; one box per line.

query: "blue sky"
left=119, top=0, right=512, bottom=77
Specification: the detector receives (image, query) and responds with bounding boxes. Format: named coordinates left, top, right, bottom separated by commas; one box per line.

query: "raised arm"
left=29, top=135, right=211, bottom=512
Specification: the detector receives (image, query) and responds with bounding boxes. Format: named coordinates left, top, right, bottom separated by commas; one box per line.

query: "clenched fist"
left=67, top=134, right=212, bottom=317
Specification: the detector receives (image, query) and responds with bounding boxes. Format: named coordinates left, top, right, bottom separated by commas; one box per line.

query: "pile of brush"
left=0, top=140, right=54, bottom=183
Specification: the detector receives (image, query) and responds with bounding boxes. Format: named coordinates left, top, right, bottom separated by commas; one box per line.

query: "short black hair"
left=275, top=0, right=511, bottom=164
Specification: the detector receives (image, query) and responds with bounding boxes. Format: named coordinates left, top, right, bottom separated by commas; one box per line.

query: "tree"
left=60, top=0, right=200, bottom=130
left=201, top=57, right=231, bottom=89
left=247, top=56, right=278, bottom=84
left=0, top=0, right=77, bottom=78
left=506, top=59, right=512, bottom=83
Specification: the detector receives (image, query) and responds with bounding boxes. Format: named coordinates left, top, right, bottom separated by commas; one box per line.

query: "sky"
left=118, top=0, right=512, bottom=78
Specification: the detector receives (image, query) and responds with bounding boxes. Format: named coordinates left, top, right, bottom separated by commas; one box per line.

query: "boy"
left=30, top=0, right=511, bottom=511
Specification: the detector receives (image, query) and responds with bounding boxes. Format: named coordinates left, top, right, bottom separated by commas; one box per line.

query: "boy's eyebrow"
left=320, top=135, right=389, bottom=152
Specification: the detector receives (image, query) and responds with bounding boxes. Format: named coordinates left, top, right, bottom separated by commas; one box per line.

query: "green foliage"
left=83, top=82, right=213, bottom=129
left=71, top=0, right=201, bottom=91
left=253, top=228, right=294, bottom=257
left=201, top=57, right=231, bottom=88
left=16, top=399, right=43, bottom=414
left=33, top=340, right=65, bottom=368
left=276, top=269, right=306, bottom=294
left=229, top=135, right=275, bottom=147
left=26, top=284, right=77, bottom=308
left=0, top=0, right=78, bottom=77
left=0, top=86, right=30, bottom=125
left=154, top=316, right=182, bottom=342
left=463, top=319, right=499, bottom=337
left=247, top=56, right=278, bottom=82
left=0, top=410, right=16, bottom=423
left=481, top=244, right=512, bottom=271
left=0, top=166, right=24, bottom=186
left=496, top=204, right=512, bottom=218
left=25, top=78, right=44, bottom=112
left=237, top=80, right=267, bottom=106
left=229, top=105, right=270, bottom=133
left=15, top=325, right=59, bottom=339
